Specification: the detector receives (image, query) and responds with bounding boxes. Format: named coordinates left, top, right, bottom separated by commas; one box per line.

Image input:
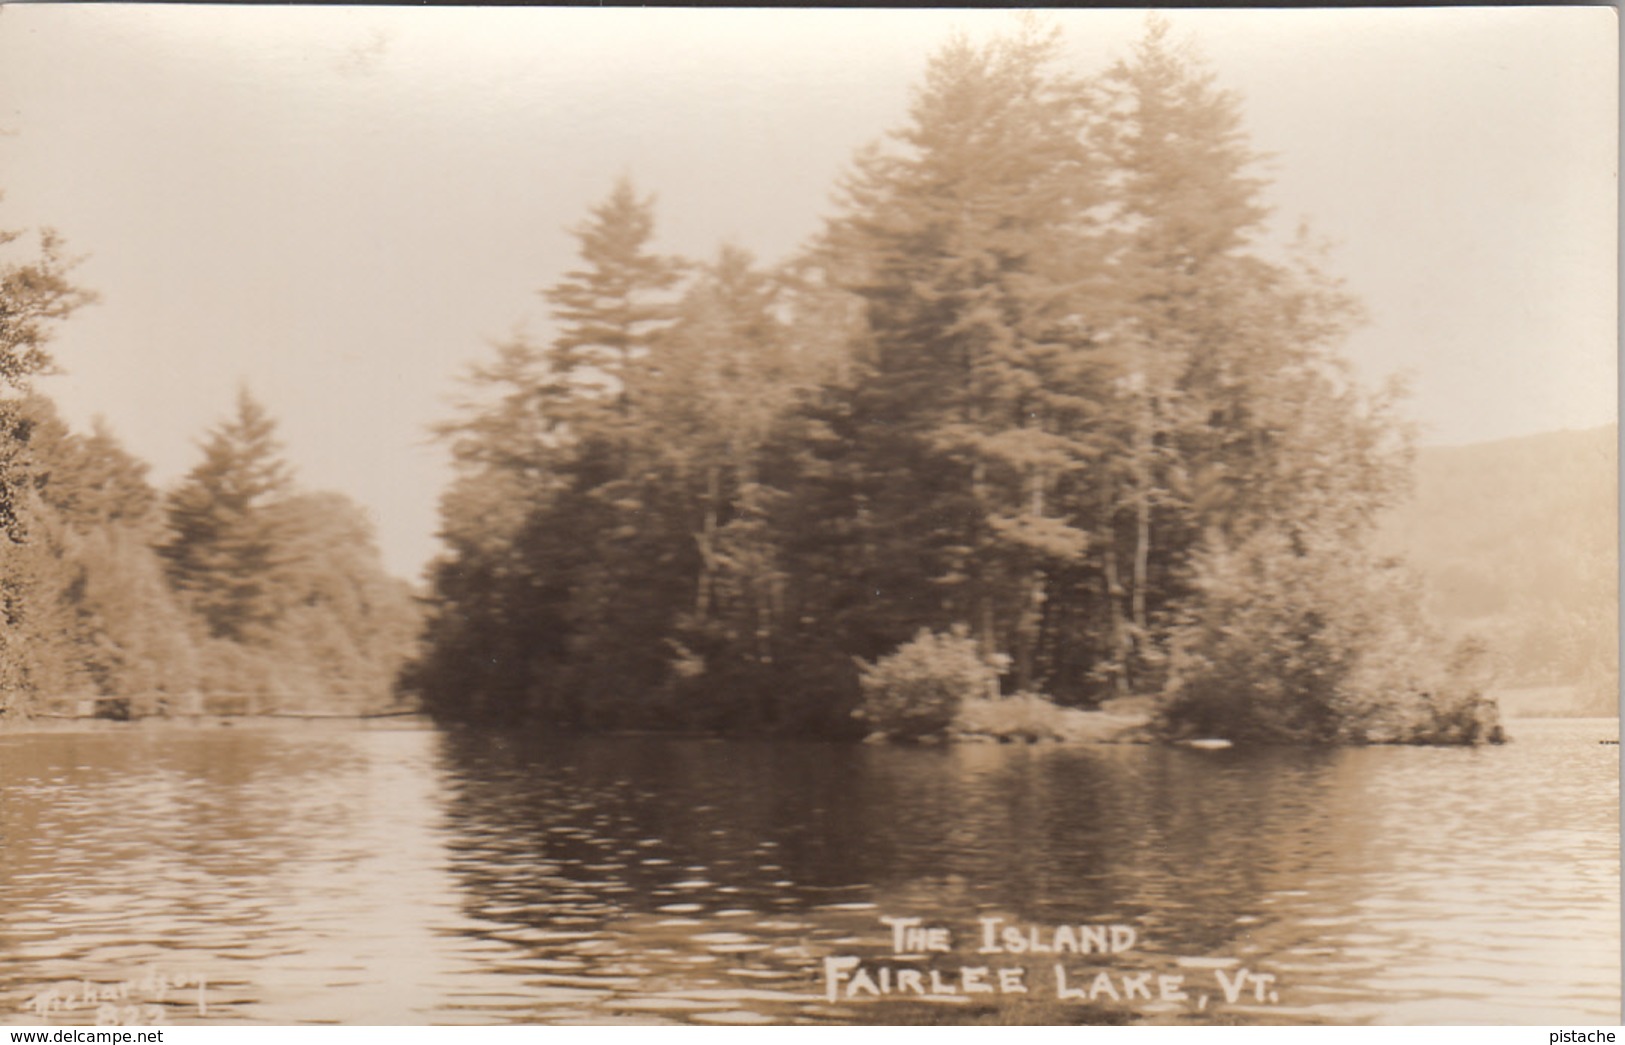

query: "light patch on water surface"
left=689, top=1009, right=776, bottom=1024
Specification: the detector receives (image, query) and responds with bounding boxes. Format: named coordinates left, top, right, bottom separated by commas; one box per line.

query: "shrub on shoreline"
left=856, top=627, right=996, bottom=741
left=1157, top=530, right=1505, bottom=746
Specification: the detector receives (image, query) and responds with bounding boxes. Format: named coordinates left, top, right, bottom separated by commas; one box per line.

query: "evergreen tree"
left=1076, top=15, right=1279, bottom=692
left=1082, top=17, right=1407, bottom=694
left=543, top=175, right=688, bottom=429
left=158, top=389, right=294, bottom=642
left=526, top=178, right=692, bottom=722
left=412, top=178, right=692, bottom=724
left=817, top=21, right=1105, bottom=688
left=32, top=414, right=158, bottom=531
left=156, top=393, right=421, bottom=709
left=640, top=245, right=803, bottom=726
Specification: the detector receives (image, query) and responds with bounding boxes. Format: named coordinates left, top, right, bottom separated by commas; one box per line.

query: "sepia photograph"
left=0, top=4, right=1616, bottom=1029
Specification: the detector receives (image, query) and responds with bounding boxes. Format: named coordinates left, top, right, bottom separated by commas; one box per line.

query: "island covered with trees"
left=0, top=19, right=1518, bottom=745
left=404, top=21, right=1504, bottom=745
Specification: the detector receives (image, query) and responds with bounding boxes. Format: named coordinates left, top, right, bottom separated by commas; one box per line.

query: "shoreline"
left=6, top=717, right=1608, bottom=742
left=0, top=711, right=433, bottom=735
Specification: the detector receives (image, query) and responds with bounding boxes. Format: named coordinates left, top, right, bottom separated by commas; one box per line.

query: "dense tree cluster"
left=409, top=21, right=1496, bottom=743
left=0, top=237, right=418, bottom=720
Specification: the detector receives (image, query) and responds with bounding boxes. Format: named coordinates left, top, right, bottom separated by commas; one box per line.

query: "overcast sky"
left=0, top=5, right=1614, bottom=579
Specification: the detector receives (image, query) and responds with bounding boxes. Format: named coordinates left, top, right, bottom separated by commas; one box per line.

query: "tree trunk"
left=1014, top=462, right=1047, bottom=694
left=1131, top=399, right=1152, bottom=655
left=1100, top=480, right=1130, bottom=698
left=971, top=454, right=998, bottom=668
left=693, top=464, right=720, bottom=623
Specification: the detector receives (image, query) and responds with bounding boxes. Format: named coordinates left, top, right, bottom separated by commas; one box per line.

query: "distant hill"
left=1377, top=424, right=1618, bottom=716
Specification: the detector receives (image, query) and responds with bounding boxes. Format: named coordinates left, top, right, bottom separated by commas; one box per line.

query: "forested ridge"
left=405, top=21, right=1504, bottom=744
left=0, top=254, right=419, bottom=718
left=1380, top=425, right=1618, bottom=716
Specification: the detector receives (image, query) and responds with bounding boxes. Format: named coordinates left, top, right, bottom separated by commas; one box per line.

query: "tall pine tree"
left=158, top=389, right=294, bottom=642
left=816, top=21, right=1106, bottom=688
left=543, top=176, right=689, bottom=431
left=413, top=178, right=693, bottom=724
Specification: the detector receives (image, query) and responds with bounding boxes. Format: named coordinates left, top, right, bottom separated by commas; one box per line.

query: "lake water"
left=0, top=718, right=1616, bottom=1025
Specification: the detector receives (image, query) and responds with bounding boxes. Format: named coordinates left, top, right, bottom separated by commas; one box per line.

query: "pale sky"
left=0, top=6, right=1615, bottom=580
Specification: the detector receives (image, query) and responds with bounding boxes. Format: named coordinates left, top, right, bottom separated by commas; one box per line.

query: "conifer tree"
left=819, top=22, right=1105, bottom=687
left=543, top=176, right=688, bottom=429
left=638, top=245, right=804, bottom=723
left=158, top=389, right=294, bottom=642
left=1085, top=17, right=1402, bottom=693
left=157, top=394, right=419, bottom=709
left=1080, top=15, right=1277, bottom=691
left=532, top=178, right=692, bottom=720
left=412, top=178, right=692, bottom=723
